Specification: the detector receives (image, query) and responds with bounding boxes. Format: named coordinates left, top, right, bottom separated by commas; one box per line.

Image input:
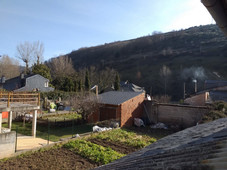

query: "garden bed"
left=0, top=127, right=174, bottom=169
left=0, top=148, right=97, bottom=170
left=87, top=138, right=138, bottom=154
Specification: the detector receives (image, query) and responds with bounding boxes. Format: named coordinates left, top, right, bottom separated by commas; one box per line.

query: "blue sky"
left=0, top=0, right=213, bottom=64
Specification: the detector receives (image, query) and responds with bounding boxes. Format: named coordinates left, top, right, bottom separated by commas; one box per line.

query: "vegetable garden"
left=0, top=127, right=172, bottom=169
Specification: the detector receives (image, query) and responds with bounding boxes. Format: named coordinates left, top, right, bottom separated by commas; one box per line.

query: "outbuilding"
left=87, top=91, right=145, bottom=127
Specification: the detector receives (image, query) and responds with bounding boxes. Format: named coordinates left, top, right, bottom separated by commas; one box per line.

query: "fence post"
left=7, top=92, right=10, bottom=107
left=47, top=118, right=50, bottom=145
left=15, top=126, right=18, bottom=152
left=72, top=119, right=74, bottom=138
left=38, top=93, right=40, bottom=106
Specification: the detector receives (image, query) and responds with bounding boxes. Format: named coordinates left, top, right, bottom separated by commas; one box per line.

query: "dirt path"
left=0, top=148, right=97, bottom=170
left=16, top=136, right=53, bottom=151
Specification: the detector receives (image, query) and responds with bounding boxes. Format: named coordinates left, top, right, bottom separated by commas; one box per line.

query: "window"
left=45, top=81, right=49, bottom=87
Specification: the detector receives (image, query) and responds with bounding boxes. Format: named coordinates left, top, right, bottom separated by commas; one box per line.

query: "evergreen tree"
left=32, top=64, right=51, bottom=81
left=114, top=73, right=120, bottom=91
left=78, top=79, right=83, bottom=92
left=63, top=77, right=74, bottom=92
left=85, top=70, right=90, bottom=91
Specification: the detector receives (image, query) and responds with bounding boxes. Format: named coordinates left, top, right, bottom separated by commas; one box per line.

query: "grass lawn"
left=2, top=121, right=93, bottom=142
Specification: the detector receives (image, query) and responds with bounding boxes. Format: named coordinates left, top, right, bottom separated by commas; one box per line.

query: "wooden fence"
left=0, top=92, right=40, bottom=107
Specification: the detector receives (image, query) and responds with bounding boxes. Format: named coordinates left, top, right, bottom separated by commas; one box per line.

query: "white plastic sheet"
left=134, top=118, right=145, bottom=127
left=150, top=122, right=168, bottom=129
left=92, top=125, right=112, bottom=132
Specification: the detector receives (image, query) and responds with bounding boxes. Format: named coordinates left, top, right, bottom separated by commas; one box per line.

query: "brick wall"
left=100, top=106, right=118, bottom=121
left=87, top=105, right=121, bottom=124
left=184, top=93, right=207, bottom=106
left=87, top=109, right=100, bottom=124
left=0, top=131, right=16, bottom=159
left=120, top=93, right=145, bottom=127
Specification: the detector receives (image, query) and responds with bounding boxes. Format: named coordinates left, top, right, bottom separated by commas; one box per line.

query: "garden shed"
left=87, top=91, right=145, bottom=127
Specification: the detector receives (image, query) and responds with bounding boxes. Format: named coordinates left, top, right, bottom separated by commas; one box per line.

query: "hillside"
left=66, top=24, right=227, bottom=100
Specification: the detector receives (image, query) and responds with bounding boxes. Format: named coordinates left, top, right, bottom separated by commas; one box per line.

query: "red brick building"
left=87, top=91, right=145, bottom=127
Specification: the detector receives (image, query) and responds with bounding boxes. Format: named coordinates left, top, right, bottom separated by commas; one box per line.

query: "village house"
left=0, top=74, right=54, bottom=92
left=184, top=80, right=227, bottom=106
left=119, top=80, right=145, bottom=93
left=87, top=91, right=145, bottom=127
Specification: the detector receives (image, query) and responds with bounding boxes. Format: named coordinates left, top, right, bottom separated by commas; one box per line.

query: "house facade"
left=0, top=74, right=54, bottom=92
left=87, top=91, right=145, bottom=127
left=184, top=82, right=227, bottom=106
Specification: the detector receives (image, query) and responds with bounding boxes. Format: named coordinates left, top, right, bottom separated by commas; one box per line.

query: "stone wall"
left=0, top=131, right=16, bottom=159
left=145, top=101, right=209, bottom=128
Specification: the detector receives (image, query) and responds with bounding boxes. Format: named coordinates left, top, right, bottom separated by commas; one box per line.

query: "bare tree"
left=69, top=92, right=100, bottom=122
left=0, top=55, right=20, bottom=78
left=160, top=65, right=171, bottom=96
left=16, top=41, right=44, bottom=74
left=16, top=42, right=34, bottom=74
left=77, top=66, right=117, bottom=92
left=33, top=41, right=44, bottom=65
left=47, top=56, right=75, bottom=78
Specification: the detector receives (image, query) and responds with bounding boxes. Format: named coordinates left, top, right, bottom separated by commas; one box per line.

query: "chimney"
left=1, top=76, right=5, bottom=83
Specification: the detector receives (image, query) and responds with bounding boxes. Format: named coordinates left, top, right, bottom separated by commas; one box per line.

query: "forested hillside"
left=66, top=24, right=227, bottom=100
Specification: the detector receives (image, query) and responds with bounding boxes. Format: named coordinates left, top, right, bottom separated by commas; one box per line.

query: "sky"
left=0, top=0, right=213, bottom=65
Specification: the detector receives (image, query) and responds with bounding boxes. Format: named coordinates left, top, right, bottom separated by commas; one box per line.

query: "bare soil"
left=88, top=138, right=138, bottom=154
left=0, top=148, right=97, bottom=170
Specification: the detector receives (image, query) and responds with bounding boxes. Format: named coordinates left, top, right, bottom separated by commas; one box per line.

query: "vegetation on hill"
left=65, top=24, right=227, bottom=100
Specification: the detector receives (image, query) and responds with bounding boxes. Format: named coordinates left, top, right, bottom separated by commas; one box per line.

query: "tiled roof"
left=209, top=90, right=227, bottom=102
left=205, top=80, right=227, bottom=90
left=96, top=118, right=227, bottom=169
left=98, top=91, right=143, bottom=105
left=120, top=81, right=145, bottom=93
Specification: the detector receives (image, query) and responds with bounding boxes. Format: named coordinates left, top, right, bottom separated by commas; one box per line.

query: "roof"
left=202, top=0, right=227, bottom=36
left=209, top=90, right=227, bottom=102
left=98, top=91, right=143, bottom=105
left=96, top=118, right=227, bottom=169
left=0, top=74, right=49, bottom=91
left=120, top=81, right=145, bottom=93
left=205, top=80, right=227, bottom=90
left=0, top=74, right=34, bottom=91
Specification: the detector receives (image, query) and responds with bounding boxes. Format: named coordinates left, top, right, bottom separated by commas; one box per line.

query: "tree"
left=46, top=56, right=75, bottom=78
left=32, top=64, right=51, bottom=81
left=78, top=79, right=83, bottom=92
left=63, top=77, right=74, bottom=92
left=114, top=73, right=120, bottom=91
left=70, top=92, right=100, bottom=122
left=0, top=55, right=20, bottom=78
left=33, top=41, right=44, bottom=65
left=160, top=65, right=171, bottom=96
left=84, top=70, right=90, bottom=91
left=16, top=41, right=44, bottom=74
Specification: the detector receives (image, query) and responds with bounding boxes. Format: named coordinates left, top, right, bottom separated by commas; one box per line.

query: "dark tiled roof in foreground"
left=96, top=118, right=227, bottom=169
left=98, top=91, right=143, bottom=105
